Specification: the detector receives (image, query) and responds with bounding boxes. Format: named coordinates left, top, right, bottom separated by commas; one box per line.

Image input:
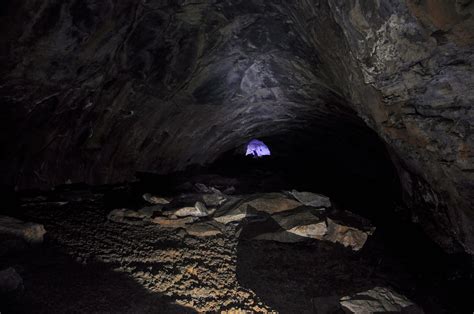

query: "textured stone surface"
left=0, top=1, right=472, bottom=254
left=289, top=190, right=331, bottom=208
left=0, top=267, right=23, bottom=294
left=0, top=215, right=46, bottom=243
left=340, top=286, right=424, bottom=313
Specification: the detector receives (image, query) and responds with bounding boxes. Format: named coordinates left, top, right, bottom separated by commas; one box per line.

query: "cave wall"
left=0, top=0, right=473, bottom=253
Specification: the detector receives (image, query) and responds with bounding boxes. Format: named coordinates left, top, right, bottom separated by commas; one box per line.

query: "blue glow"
left=246, top=139, right=271, bottom=157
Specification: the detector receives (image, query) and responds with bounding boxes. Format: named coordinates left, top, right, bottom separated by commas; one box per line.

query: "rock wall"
left=0, top=0, right=473, bottom=253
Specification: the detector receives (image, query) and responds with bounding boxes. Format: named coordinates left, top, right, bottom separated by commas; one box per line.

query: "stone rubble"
left=107, top=188, right=374, bottom=250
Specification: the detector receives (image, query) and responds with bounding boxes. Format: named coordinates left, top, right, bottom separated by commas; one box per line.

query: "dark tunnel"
left=1, top=0, right=473, bottom=313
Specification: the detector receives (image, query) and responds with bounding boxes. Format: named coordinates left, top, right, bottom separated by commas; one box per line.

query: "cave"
left=1, top=0, right=473, bottom=313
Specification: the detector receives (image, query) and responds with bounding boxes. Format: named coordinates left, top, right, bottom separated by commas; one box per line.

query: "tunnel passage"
left=208, top=103, right=402, bottom=217
left=0, top=0, right=473, bottom=255
left=1, top=1, right=474, bottom=312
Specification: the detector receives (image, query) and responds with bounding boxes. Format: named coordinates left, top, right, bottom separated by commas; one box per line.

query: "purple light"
left=246, top=139, right=271, bottom=157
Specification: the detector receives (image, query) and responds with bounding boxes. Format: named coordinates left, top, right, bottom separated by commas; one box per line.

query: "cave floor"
left=1, top=182, right=471, bottom=313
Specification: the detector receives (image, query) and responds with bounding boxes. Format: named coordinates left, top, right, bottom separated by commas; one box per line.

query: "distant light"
left=246, top=139, right=271, bottom=157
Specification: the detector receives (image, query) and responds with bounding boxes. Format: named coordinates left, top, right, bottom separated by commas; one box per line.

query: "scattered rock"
left=168, top=202, right=216, bottom=218
left=194, top=183, right=221, bottom=194
left=137, top=205, right=163, bottom=218
left=248, top=208, right=374, bottom=250
left=202, top=193, right=227, bottom=207
left=0, top=215, right=46, bottom=243
left=340, top=286, right=424, bottom=313
left=152, top=216, right=196, bottom=229
left=244, top=194, right=302, bottom=214
left=325, top=211, right=376, bottom=251
left=0, top=267, right=23, bottom=294
left=142, top=193, right=171, bottom=205
left=107, top=208, right=149, bottom=225
left=213, top=203, right=259, bottom=225
left=253, top=209, right=327, bottom=243
left=185, top=222, right=223, bottom=237
left=289, top=190, right=331, bottom=208
left=325, top=218, right=370, bottom=251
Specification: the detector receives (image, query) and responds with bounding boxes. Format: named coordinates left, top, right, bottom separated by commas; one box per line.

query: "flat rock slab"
left=246, top=208, right=374, bottom=250
left=340, top=286, right=424, bottom=313
left=167, top=202, right=216, bottom=218
left=0, top=215, right=46, bottom=243
left=289, top=190, right=331, bottom=208
left=151, top=216, right=197, bottom=229
left=213, top=193, right=301, bottom=224
left=244, top=193, right=302, bottom=214
left=185, top=222, right=223, bottom=237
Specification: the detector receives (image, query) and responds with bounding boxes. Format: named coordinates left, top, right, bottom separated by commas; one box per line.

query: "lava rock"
left=0, top=267, right=23, bottom=294
left=167, top=201, right=216, bottom=218
left=185, top=222, right=223, bottom=237
left=107, top=208, right=149, bottom=225
left=250, top=208, right=374, bottom=250
left=142, top=193, right=171, bottom=205
left=289, top=190, right=331, bottom=208
left=0, top=215, right=46, bottom=244
left=340, top=286, right=424, bottom=313
left=151, top=216, right=197, bottom=229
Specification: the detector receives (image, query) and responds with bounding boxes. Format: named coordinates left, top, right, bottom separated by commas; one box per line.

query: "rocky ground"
left=0, top=180, right=472, bottom=313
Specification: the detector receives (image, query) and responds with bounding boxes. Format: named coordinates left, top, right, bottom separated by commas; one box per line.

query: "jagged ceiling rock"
left=0, top=0, right=473, bottom=254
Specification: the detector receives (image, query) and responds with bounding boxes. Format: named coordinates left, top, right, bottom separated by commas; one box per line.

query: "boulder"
left=142, top=193, right=171, bottom=205
left=289, top=190, right=331, bottom=208
left=0, top=267, right=23, bottom=294
left=340, top=287, right=424, bottom=313
left=0, top=215, right=46, bottom=243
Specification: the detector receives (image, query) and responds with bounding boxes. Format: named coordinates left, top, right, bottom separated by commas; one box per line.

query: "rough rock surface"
left=0, top=0, right=472, bottom=254
left=142, top=193, right=170, bottom=205
left=340, top=286, right=424, bottom=313
left=289, top=190, right=332, bottom=208
left=0, top=267, right=23, bottom=294
left=250, top=208, right=374, bottom=251
left=0, top=215, right=46, bottom=243
left=3, top=188, right=471, bottom=313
